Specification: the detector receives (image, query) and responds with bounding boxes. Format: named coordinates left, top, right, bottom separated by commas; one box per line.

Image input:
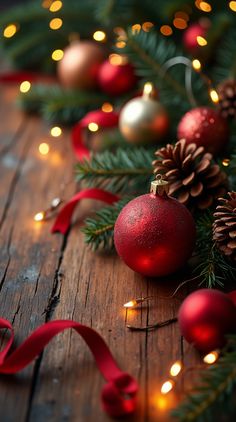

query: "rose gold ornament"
left=58, top=41, right=105, bottom=89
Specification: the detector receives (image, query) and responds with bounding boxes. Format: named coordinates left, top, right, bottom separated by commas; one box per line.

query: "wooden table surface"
left=0, top=84, right=200, bottom=422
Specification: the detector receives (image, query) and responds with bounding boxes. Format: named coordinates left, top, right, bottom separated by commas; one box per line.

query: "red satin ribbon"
left=72, top=109, right=119, bottom=160
left=0, top=71, right=56, bottom=84
left=0, top=318, right=138, bottom=417
left=51, top=188, right=119, bottom=234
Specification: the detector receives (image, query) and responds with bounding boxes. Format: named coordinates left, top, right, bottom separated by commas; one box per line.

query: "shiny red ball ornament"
left=177, top=107, right=229, bottom=155
left=183, top=22, right=207, bottom=54
left=98, top=59, right=136, bottom=96
left=114, top=178, right=196, bottom=277
left=178, top=289, right=236, bottom=352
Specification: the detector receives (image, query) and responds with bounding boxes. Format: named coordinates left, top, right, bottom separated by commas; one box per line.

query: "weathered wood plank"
left=0, top=85, right=200, bottom=422
left=0, top=86, right=76, bottom=422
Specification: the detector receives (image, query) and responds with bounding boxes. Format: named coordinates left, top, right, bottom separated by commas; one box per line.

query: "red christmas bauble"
left=98, top=59, right=136, bottom=96
left=58, top=41, right=105, bottom=89
left=114, top=187, right=196, bottom=277
left=183, top=23, right=207, bottom=54
left=177, top=107, right=229, bottom=155
left=228, top=290, right=236, bottom=307
left=178, top=289, right=236, bottom=352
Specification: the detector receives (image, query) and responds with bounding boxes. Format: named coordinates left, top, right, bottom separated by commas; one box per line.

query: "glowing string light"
left=101, top=103, right=113, bottom=113
left=160, top=25, right=173, bottom=36
left=49, top=18, right=63, bottom=30
left=192, top=59, right=202, bottom=71
left=34, top=212, right=45, bottom=222
left=199, top=1, right=212, bottom=12
left=203, top=351, right=219, bottom=364
left=123, top=300, right=138, bottom=308
left=93, top=30, right=106, bottom=42
left=161, top=380, right=174, bottom=394
left=109, top=54, right=127, bottom=65
left=142, top=22, right=154, bottom=32
left=131, top=24, right=141, bottom=34
left=88, top=122, right=99, bottom=132
left=39, top=143, right=50, bottom=155
left=222, top=158, right=230, bottom=167
left=229, top=1, right=236, bottom=11
left=197, top=36, right=208, bottom=46
left=116, top=41, right=126, bottom=48
left=173, top=18, right=187, bottom=30
left=209, top=89, right=219, bottom=103
left=50, top=126, right=62, bottom=137
left=123, top=296, right=154, bottom=309
left=51, top=49, right=64, bottom=61
left=19, top=81, right=31, bottom=93
left=3, top=24, right=18, bottom=38
left=49, top=0, right=63, bottom=12
left=169, top=361, right=182, bottom=377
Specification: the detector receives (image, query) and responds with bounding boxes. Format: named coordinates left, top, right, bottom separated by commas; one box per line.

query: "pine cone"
left=213, top=192, right=236, bottom=261
left=153, top=138, right=228, bottom=210
left=217, top=79, right=236, bottom=119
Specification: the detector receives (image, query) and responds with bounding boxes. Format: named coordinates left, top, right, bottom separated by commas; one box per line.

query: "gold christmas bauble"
left=119, top=85, right=169, bottom=145
left=58, top=41, right=105, bottom=89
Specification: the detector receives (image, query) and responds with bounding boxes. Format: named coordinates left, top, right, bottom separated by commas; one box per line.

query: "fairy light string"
left=124, top=295, right=220, bottom=395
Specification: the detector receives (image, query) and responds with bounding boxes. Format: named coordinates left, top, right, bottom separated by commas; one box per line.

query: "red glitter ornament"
left=114, top=177, right=196, bottom=277
left=98, top=59, right=136, bottom=96
left=183, top=22, right=207, bottom=54
left=177, top=107, right=229, bottom=155
left=178, top=289, right=236, bottom=352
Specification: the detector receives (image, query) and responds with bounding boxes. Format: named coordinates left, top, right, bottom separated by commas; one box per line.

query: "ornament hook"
left=150, top=174, right=169, bottom=196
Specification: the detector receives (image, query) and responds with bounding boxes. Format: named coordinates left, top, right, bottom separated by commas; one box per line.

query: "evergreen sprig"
left=194, top=211, right=236, bottom=288
left=18, top=84, right=107, bottom=124
left=82, top=197, right=132, bottom=250
left=172, top=335, right=236, bottom=422
left=76, top=147, right=154, bottom=193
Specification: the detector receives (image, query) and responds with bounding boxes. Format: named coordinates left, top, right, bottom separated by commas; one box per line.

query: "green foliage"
left=82, top=197, right=132, bottom=250
left=76, top=147, right=154, bottom=193
left=213, top=27, right=236, bottom=84
left=0, top=0, right=100, bottom=71
left=172, top=335, right=236, bottom=421
left=18, top=84, right=107, bottom=124
left=194, top=211, right=236, bottom=288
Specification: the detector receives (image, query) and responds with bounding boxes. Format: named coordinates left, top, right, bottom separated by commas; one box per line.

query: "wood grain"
left=0, top=85, right=200, bottom=422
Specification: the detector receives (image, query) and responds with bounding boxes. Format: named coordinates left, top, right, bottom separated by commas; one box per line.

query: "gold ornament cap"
left=142, top=82, right=158, bottom=100
left=150, top=174, right=169, bottom=196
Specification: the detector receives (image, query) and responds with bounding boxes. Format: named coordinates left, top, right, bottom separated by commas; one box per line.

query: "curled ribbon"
left=0, top=318, right=138, bottom=417
left=51, top=188, right=119, bottom=234
left=72, top=109, right=119, bottom=160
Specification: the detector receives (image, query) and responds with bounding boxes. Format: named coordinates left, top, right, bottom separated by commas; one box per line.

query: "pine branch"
left=193, top=211, right=236, bottom=288
left=172, top=335, right=236, bottom=422
left=18, top=84, right=107, bottom=124
left=82, top=197, right=132, bottom=250
left=76, top=147, right=154, bottom=193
